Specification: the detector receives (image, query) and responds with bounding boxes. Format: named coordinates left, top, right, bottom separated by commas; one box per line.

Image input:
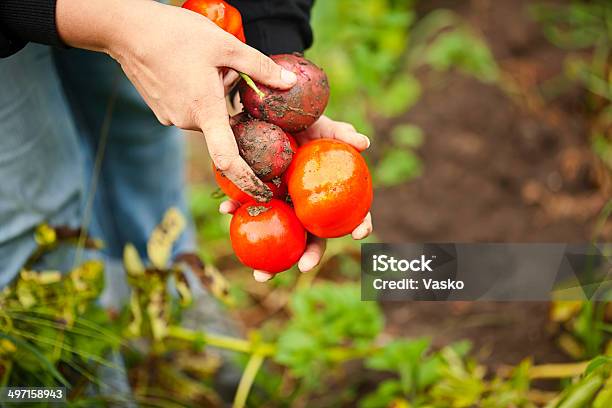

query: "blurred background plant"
left=531, top=0, right=612, bottom=172
left=307, top=0, right=499, bottom=187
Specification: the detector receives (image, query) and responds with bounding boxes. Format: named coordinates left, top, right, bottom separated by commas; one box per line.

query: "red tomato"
left=230, top=199, right=306, bottom=274
left=182, top=0, right=246, bottom=42
left=281, top=134, right=300, bottom=187
left=287, top=139, right=372, bottom=238
left=287, top=134, right=299, bottom=154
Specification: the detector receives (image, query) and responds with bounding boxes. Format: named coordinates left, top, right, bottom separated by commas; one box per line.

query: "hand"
left=56, top=0, right=297, bottom=202
left=219, top=115, right=373, bottom=282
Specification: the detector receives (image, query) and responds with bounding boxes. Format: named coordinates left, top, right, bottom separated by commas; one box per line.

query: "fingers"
left=352, top=212, right=373, bottom=240
left=219, top=199, right=240, bottom=215
left=252, top=235, right=326, bottom=282
left=298, top=236, right=327, bottom=273
left=223, top=69, right=240, bottom=93
left=220, top=38, right=297, bottom=90
left=253, top=270, right=274, bottom=282
left=295, top=116, right=371, bottom=151
left=195, top=81, right=272, bottom=202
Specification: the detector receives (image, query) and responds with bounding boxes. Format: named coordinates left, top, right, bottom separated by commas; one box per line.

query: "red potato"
left=231, top=113, right=294, bottom=181
left=239, top=53, right=330, bottom=133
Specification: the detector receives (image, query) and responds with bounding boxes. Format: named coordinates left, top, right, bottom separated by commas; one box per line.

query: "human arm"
left=1, top=0, right=297, bottom=201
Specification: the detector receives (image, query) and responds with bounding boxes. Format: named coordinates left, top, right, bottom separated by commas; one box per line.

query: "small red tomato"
left=212, top=164, right=287, bottom=203
left=230, top=199, right=306, bottom=274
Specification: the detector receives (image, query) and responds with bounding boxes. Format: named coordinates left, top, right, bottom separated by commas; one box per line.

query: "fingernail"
left=359, top=134, right=371, bottom=149
left=298, top=254, right=318, bottom=273
left=219, top=201, right=232, bottom=214
left=253, top=270, right=272, bottom=282
left=352, top=226, right=367, bottom=240
left=281, top=68, right=297, bottom=85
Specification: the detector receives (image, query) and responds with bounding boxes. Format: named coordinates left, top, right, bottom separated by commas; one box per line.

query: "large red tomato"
left=230, top=199, right=306, bottom=274
left=213, top=164, right=287, bottom=204
left=287, top=139, right=372, bottom=238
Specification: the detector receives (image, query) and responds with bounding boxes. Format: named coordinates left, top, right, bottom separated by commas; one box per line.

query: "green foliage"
left=550, top=301, right=610, bottom=360
left=546, top=358, right=612, bottom=408
left=361, top=339, right=535, bottom=408
left=425, top=30, right=499, bottom=82
left=309, top=1, right=500, bottom=187
left=374, top=149, right=422, bottom=187
left=0, top=259, right=120, bottom=392
left=190, top=184, right=231, bottom=264
left=532, top=0, right=612, bottom=171
left=392, top=124, right=424, bottom=148
left=308, top=0, right=417, bottom=134
left=593, top=128, right=612, bottom=169
left=275, top=283, right=383, bottom=389
left=530, top=1, right=612, bottom=51
left=362, top=338, right=447, bottom=407
left=3, top=219, right=612, bottom=407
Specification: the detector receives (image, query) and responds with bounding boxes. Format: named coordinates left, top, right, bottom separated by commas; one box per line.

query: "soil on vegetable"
left=372, top=0, right=611, bottom=369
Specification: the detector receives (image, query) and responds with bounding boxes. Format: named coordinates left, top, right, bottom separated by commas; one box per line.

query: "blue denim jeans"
left=0, top=43, right=195, bottom=294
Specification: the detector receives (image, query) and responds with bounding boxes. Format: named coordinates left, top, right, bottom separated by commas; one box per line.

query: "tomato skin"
left=213, top=164, right=287, bottom=203
left=281, top=134, right=300, bottom=186
left=287, top=139, right=373, bottom=238
left=182, top=0, right=246, bottom=42
left=230, top=199, right=306, bottom=274
left=287, top=134, right=299, bottom=154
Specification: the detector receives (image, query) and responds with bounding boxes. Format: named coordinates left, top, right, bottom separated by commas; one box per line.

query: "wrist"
left=56, top=0, right=145, bottom=55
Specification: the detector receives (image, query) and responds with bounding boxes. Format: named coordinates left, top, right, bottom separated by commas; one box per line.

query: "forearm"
left=56, top=0, right=122, bottom=53
left=56, top=0, right=163, bottom=56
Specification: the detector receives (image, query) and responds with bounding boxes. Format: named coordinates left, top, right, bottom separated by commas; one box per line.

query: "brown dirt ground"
left=373, top=0, right=611, bottom=369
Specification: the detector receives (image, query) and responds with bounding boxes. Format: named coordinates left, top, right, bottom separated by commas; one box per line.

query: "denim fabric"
left=0, top=43, right=195, bottom=292
left=0, top=44, right=83, bottom=287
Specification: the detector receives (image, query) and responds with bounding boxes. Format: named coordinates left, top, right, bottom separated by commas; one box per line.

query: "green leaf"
left=586, top=356, right=612, bottom=376
left=147, top=207, right=186, bottom=269
left=375, top=149, right=422, bottom=187
left=426, top=30, right=499, bottom=82
left=275, top=283, right=384, bottom=390
left=123, top=244, right=145, bottom=276
left=359, top=379, right=403, bottom=408
left=0, top=332, right=69, bottom=387
left=392, top=124, right=424, bottom=148
left=374, top=74, right=421, bottom=118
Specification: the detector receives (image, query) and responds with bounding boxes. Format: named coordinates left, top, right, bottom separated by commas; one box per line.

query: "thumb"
left=222, top=39, right=297, bottom=90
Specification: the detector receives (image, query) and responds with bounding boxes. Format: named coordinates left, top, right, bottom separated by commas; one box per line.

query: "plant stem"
left=167, top=326, right=275, bottom=356
left=239, top=72, right=265, bottom=99
left=232, top=352, right=265, bottom=408
left=528, top=361, right=591, bottom=379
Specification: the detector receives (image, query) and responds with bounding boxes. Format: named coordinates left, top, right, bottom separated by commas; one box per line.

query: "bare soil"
left=372, top=0, right=611, bottom=369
